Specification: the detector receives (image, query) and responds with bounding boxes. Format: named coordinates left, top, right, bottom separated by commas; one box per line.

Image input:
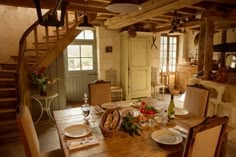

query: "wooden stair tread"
left=0, top=98, right=17, bottom=101
left=33, top=41, right=56, bottom=44
left=0, top=132, right=20, bottom=140
left=0, top=78, right=15, bottom=81
left=0, top=88, right=16, bottom=91
left=0, top=120, right=16, bottom=126
left=0, top=109, right=16, bottom=114
left=27, top=48, right=48, bottom=51
left=0, top=70, right=16, bottom=73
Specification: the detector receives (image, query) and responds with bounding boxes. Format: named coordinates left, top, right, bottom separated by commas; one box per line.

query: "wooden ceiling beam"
left=104, top=0, right=204, bottom=29
left=206, top=0, right=236, bottom=5
left=186, top=5, right=206, bottom=11
left=154, top=20, right=204, bottom=32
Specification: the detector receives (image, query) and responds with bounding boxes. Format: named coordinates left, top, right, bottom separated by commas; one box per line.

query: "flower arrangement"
left=31, top=67, right=59, bottom=96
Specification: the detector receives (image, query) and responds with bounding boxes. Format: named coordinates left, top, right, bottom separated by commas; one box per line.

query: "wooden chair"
left=16, top=105, right=65, bottom=157
left=183, top=115, right=229, bottom=157
left=105, top=69, right=123, bottom=101
left=183, top=84, right=210, bottom=117
left=151, top=67, right=165, bottom=97
left=88, top=80, right=112, bottom=106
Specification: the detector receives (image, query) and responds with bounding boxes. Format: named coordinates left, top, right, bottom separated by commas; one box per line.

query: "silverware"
left=69, top=137, right=93, bottom=146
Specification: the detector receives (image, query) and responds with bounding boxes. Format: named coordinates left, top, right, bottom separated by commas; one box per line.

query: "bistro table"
left=53, top=98, right=204, bottom=157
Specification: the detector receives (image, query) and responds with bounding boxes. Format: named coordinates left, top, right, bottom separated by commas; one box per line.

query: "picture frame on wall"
left=105, top=46, right=112, bottom=53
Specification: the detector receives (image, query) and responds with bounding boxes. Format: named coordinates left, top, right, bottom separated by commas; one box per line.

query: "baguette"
left=103, top=113, right=113, bottom=130
left=110, top=110, right=120, bottom=130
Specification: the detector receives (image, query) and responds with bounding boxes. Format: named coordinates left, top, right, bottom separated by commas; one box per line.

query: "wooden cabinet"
left=175, top=65, right=197, bottom=93
left=120, top=32, right=152, bottom=100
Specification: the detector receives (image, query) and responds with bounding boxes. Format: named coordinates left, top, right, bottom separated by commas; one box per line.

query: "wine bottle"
left=168, top=95, right=175, bottom=120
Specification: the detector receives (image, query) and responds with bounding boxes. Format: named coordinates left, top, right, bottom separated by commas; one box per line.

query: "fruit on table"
left=139, top=106, right=158, bottom=115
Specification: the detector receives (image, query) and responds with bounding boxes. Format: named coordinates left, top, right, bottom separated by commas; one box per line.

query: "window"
left=160, top=35, right=178, bottom=73
left=66, top=30, right=96, bottom=71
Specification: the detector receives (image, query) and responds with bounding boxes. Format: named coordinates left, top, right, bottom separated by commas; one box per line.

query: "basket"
left=99, top=109, right=122, bottom=137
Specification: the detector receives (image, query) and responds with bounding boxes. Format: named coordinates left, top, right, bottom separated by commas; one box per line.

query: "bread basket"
left=99, top=109, right=122, bottom=137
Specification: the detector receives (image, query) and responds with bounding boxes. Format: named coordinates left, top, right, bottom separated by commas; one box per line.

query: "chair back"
left=105, top=69, right=118, bottom=86
left=151, top=67, right=158, bottom=86
left=183, top=84, right=210, bottom=117
left=183, top=115, right=228, bottom=157
left=88, top=80, right=111, bottom=106
left=16, top=105, right=40, bottom=157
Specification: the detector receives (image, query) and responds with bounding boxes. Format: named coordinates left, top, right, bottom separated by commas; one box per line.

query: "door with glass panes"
left=64, top=30, right=97, bottom=102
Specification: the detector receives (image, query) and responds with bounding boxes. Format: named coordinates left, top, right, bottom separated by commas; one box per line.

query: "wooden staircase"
left=0, top=10, right=85, bottom=144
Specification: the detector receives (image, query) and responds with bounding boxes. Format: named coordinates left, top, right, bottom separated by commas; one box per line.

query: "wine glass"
left=81, top=104, right=90, bottom=122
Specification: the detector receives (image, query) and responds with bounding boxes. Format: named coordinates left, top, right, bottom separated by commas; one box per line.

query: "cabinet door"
left=128, top=37, right=150, bottom=98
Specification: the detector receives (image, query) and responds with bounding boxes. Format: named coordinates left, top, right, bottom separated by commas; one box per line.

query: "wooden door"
left=64, top=30, right=97, bottom=102
left=128, top=37, right=151, bottom=99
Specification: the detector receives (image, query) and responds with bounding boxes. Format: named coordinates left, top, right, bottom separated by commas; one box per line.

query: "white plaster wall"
left=0, top=6, right=39, bottom=62
left=96, top=26, right=121, bottom=85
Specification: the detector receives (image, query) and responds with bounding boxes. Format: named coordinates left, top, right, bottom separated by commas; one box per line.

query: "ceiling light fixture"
left=106, top=0, right=142, bottom=13
left=169, top=10, right=183, bottom=35
left=76, top=0, right=95, bottom=30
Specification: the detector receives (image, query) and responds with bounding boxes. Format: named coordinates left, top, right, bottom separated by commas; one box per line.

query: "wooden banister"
left=16, top=10, right=81, bottom=112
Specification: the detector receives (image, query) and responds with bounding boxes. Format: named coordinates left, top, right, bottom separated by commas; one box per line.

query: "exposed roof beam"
left=154, top=20, right=205, bottom=32
left=104, top=0, right=204, bottom=29
left=186, top=5, right=206, bottom=11
left=206, top=0, right=236, bottom=5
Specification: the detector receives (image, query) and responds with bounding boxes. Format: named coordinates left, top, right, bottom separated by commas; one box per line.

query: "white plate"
left=101, top=102, right=119, bottom=109
left=151, top=130, right=183, bottom=145
left=175, top=107, right=189, bottom=116
left=120, top=108, right=139, bottom=117
left=64, top=124, right=92, bottom=138
left=117, top=100, right=132, bottom=108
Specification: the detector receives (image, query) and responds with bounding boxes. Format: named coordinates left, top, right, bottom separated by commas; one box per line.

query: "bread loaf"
left=110, top=110, right=120, bottom=130
left=103, top=113, right=113, bottom=130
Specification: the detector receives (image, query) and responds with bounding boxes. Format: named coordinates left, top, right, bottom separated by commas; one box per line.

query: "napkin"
left=67, top=136, right=99, bottom=150
left=169, top=126, right=189, bottom=138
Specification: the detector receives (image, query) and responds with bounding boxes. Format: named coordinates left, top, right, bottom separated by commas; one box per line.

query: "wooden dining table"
left=53, top=98, right=204, bottom=157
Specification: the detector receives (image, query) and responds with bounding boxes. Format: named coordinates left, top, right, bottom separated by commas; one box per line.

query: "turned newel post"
left=198, top=24, right=206, bottom=72
left=203, top=18, right=214, bottom=80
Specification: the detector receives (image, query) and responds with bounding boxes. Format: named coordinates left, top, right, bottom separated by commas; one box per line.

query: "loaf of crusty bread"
left=103, top=113, right=113, bottom=130
left=110, top=110, right=120, bottom=130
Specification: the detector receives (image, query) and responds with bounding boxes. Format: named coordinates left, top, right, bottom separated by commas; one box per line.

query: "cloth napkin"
left=67, top=136, right=99, bottom=150
left=169, top=125, right=189, bottom=138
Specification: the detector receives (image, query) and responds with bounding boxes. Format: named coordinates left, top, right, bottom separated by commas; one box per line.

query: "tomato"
left=148, top=110, right=156, bottom=115
left=141, top=101, right=145, bottom=106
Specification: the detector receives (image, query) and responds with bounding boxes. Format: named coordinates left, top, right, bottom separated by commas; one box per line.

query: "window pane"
left=76, top=31, right=84, bottom=39
left=85, top=30, right=94, bottom=39
left=81, top=58, right=93, bottom=70
left=68, top=58, right=80, bottom=71
left=67, top=45, right=80, bottom=57
left=81, top=45, right=93, bottom=57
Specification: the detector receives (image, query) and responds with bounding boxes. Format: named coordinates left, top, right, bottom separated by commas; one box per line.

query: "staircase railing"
left=16, top=10, right=81, bottom=111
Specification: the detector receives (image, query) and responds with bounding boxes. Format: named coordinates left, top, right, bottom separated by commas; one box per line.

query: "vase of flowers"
left=31, top=67, right=59, bottom=96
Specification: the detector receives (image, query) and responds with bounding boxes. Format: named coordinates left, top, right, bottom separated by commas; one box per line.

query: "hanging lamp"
left=76, top=0, right=94, bottom=30
left=169, top=10, right=182, bottom=35
left=106, top=0, right=142, bottom=13
left=76, top=14, right=95, bottom=30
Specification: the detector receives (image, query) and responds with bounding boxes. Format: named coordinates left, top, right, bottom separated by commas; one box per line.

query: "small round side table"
left=31, top=93, right=58, bottom=125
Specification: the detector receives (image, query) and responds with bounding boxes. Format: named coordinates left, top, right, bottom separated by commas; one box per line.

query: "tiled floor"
left=0, top=94, right=235, bottom=157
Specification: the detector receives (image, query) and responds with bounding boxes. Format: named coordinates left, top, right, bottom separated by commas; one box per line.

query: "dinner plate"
left=117, top=100, right=133, bottom=108
left=120, top=108, right=139, bottom=117
left=101, top=102, right=119, bottom=109
left=64, top=124, right=92, bottom=138
left=151, top=130, right=183, bottom=145
left=175, top=107, right=189, bottom=116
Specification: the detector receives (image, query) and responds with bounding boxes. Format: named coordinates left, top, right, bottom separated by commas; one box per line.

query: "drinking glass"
left=81, top=104, right=90, bottom=122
